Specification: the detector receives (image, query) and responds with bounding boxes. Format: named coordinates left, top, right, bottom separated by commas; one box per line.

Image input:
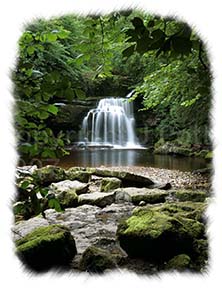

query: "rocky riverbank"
left=13, top=165, right=210, bottom=274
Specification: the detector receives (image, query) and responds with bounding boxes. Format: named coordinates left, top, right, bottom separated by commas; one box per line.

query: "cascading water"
left=79, top=95, right=142, bottom=148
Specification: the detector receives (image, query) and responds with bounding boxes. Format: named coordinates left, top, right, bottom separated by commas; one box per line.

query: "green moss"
left=65, top=168, right=91, bottom=183
left=57, top=190, right=78, bottom=208
left=123, top=207, right=204, bottom=239
left=100, top=177, right=121, bottom=192
left=165, top=254, right=191, bottom=270
left=205, top=151, right=213, bottom=159
left=175, top=190, right=207, bottom=202
left=32, top=165, right=65, bottom=185
left=125, top=210, right=172, bottom=238
left=152, top=201, right=207, bottom=222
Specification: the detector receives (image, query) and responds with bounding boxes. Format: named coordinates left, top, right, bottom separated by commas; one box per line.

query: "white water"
left=80, top=96, right=142, bottom=149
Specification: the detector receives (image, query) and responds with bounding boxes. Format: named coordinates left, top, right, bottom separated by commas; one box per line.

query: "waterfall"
left=80, top=96, right=141, bottom=148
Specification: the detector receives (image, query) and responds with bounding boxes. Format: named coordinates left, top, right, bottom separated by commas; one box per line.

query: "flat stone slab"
left=115, top=187, right=169, bottom=205
left=90, top=168, right=154, bottom=188
left=78, top=192, right=116, bottom=208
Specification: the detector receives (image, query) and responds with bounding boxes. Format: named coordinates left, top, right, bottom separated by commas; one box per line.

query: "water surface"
left=55, top=149, right=208, bottom=172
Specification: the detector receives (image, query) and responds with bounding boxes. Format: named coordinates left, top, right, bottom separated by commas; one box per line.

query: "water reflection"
left=58, top=149, right=208, bottom=172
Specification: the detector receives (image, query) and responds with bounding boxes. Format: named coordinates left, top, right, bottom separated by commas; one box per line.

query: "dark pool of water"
left=53, top=149, right=208, bottom=172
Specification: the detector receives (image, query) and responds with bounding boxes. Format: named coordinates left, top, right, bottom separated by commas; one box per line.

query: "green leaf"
left=41, top=149, right=56, bottom=158
left=48, top=198, right=63, bottom=212
left=13, top=202, right=26, bottom=215
left=20, top=180, right=31, bottom=190
left=57, top=29, right=70, bottom=39
left=27, top=46, right=35, bottom=55
left=47, top=104, right=59, bottom=115
left=38, top=111, right=49, bottom=120
left=26, top=122, right=38, bottom=129
left=46, top=33, right=57, bottom=42
left=40, top=188, right=48, bottom=197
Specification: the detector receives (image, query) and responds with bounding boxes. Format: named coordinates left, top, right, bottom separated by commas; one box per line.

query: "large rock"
left=154, top=142, right=192, bottom=156
left=78, top=192, right=116, bottom=208
left=50, top=180, right=89, bottom=195
left=78, top=246, right=117, bottom=273
left=117, top=204, right=205, bottom=263
left=49, top=179, right=90, bottom=208
left=115, top=187, right=168, bottom=205
left=65, top=167, right=91, bottom=183
left=90, top=168, right=154, bottom=188
left=165, top=254, right=191, bottom=271
left=48, top=102, right=91, bottom=135
left=16, top=165, right=38, bottom=180
left=100, top=177, right=122, bottom=192
left=16, top=224, right=77, bottom=271
left=32, top=165, right=66, bottom=186
left=174, top=190, right=207, bottom=202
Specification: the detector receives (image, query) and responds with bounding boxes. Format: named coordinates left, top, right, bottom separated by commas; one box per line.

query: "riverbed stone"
left=78, top=246, right=117, bottom=273
left=50, top=180, right=89, bottom=195
left=44, top=203, right=135, bottom=255
left=32, top=165, right=66, bottom=185
left=90, top=168, right=154, bottom=188
left=165, top=254, right=191, bottom=270
left=78, top=192, right=116, bottom=208
left=100, top=177, right=122, bottom=192
left=115, top=187, right=168, bottom=205
left=16, top=165, right=38, bottom=180
left=116, top=205, right=205, bottom=262
left=16, top=224, right=77, bottom=271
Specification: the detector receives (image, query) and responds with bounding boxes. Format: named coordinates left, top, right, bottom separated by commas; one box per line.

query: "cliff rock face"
left=48, top=99, right=97, bottom=142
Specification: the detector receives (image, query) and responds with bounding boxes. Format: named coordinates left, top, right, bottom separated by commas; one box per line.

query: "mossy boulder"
left=56, top=190, right=78, bottom=208
left=174, top=190, right=207, bottom=202
left=79, top=246, right=117, bottom=273
left=192, top=239, right=208, bottom=271
left=165, top=254, right=191, bottom=271
left=115, top=187, right=168, bottom=205
left=65, top=167, right=91, bottom=183
left=32, top=165, right=66, bottom=186
left=16, top=224, right=77, bottom=271
left=100, top=177, right=122, bottom=192
left=117, top=205, right=205, bottom=263
left=152, top=201, right=207, bottom=223
left=154, top=142, right=192, bottom=156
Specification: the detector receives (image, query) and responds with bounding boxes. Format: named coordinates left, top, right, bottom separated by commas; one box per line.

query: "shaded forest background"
left=13, top=10, right=211, bottom=163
